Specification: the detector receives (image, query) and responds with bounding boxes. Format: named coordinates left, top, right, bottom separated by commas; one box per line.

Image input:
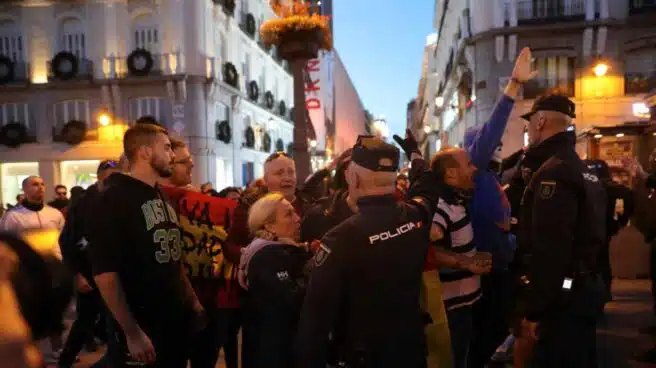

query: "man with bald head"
left=296, top=135, right=443, bottom=368
left=513, top=95, right=606, bottom=367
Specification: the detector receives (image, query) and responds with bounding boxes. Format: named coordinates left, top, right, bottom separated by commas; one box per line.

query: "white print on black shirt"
left=142, top=199, right=179, bottom=231
left=154, top=228, right=182, bottom=264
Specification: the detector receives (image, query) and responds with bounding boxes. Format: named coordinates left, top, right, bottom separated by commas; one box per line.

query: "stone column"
left=39, top=160, right=60, bottom=201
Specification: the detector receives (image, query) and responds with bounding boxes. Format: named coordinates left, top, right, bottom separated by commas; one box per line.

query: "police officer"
left=515, top=95, right=607, bottom=367
left=295, top=135, right=440, bottom=368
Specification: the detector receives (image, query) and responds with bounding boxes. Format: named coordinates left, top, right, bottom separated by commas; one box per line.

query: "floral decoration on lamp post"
left=260, top=0, right=332, bottom=184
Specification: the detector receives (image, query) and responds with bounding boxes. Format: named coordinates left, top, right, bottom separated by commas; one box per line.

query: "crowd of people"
left=0, top=46, right=650, bottom=368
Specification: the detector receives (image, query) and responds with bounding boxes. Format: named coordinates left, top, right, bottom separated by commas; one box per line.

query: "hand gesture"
left=512, top=47, right=538, bottom=83
left=126, top=328, right=156, bottom=364
left=393, top=129, right=420, bottom=159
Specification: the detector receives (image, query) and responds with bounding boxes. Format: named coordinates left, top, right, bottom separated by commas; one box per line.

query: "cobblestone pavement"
left=38, top=279, right=656, bottom=367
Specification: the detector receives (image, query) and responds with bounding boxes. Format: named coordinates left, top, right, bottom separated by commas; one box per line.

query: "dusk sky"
left=332, top=0, right=435, bottom=138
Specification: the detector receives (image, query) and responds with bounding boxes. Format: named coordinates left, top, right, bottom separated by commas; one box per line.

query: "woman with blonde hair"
left=238, top=192, right=312, bottom=368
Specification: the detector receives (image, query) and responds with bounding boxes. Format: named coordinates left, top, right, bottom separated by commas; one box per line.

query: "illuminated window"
left=0, top=162, right=38, bottom=205
left=216, top=158, right=233, bottom=189
left=60, top=160, right=100, bottom=190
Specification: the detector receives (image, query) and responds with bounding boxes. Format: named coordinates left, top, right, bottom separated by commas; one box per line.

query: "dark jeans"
left=598, top=239, right=613, bottom=299
left=59, top=290, right=103, bottom=366
left=651, top=240, right=656, bottom=315
left=533, top=313, right=597, bottom=368
left=469, top=270, right=513, bottom=368
left=189, top=307, right=222, bottom=368
left=446, top=305, right=474, bottom=368
left=217, top=308, right=241, bottom=368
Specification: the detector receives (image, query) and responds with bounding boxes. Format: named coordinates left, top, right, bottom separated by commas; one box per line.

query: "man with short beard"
left=90, top=124, right=204, bottom=367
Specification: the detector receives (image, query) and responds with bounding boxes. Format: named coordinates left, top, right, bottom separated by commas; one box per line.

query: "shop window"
left=216, top=158, right=233, bottom=190
left=242, top=161, right=254, bottom=187
left=0, top=162, right=38, bottom=206
left=625, top=48, right=656, bottom=95
left=60, top=160, right=100, bottom=190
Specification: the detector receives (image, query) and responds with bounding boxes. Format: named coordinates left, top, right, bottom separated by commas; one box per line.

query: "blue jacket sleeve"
left=467, top=95, right=515, bottom=169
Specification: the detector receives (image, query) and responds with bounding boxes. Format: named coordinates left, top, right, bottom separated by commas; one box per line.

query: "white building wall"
left=0, top=0, right=294, bottom=203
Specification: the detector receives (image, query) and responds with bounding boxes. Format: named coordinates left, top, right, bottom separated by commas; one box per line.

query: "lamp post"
left=260, top=1, right=332, bottom=184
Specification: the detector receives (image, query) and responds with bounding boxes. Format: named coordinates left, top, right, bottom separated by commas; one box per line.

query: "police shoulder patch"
left=313, top=242, right=332, bottom=268
left=539, top=181, right=556, bottom=199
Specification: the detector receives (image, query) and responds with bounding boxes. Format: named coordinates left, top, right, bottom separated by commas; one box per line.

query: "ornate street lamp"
left=260, top=0, right=332, bottom=184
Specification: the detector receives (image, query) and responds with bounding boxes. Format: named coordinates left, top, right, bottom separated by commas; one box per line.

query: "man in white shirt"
left=0, top=175, right=66, bottom=362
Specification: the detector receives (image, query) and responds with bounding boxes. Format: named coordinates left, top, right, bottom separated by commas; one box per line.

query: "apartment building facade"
left=414, top=0, right=656, bottom=167
left=0, top=0, right=295, bottom=205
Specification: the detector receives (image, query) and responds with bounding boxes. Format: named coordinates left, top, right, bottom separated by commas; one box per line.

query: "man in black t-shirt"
left=90, top=124, right=204, bottom=367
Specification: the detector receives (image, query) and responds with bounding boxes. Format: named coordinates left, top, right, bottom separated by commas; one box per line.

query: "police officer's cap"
left=352, top=135, right=400, bottom=173
left=521, top=94, right=576, bottom=121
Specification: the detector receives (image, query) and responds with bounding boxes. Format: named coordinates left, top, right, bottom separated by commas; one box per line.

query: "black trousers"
left=188, top=307, right=222, bottom=368
left=59, top=290, right=103, bottom=366
left=533, top=313, right=597, bottom=368
left=217, top=308, right=241, bottom=368
left=468, top=270, right=514, bottom=368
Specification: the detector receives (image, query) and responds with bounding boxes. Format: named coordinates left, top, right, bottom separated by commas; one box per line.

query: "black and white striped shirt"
left=433, top=198, right=481, bottom=311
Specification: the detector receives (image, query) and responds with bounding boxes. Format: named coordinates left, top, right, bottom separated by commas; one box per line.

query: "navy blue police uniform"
left=295, top=136, right=441, bottom=368
left=516, top=95, right=607, bottom=367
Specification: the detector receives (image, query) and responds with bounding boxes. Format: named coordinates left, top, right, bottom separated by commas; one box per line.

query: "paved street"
left=38, top=279, right=656, bottom=367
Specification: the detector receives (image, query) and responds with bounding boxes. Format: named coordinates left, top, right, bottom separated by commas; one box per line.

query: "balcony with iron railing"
left=625, top=71, right=656, bottom=95
left=522, top=78, right=575, bottom=99
left=513, top=0, right=586, bottom=25
left=102, top=52, right=181, bottom=79
left=0, top=60, right=30, bottom=85
left=629, top=0, right=656, bottom=14
left=47, top=56, right=94, bottom=82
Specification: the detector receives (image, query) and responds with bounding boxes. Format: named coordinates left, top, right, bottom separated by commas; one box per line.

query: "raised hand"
left=512, top=47, right=538, bottom=83
left=393, top=129, right=420, bottom=159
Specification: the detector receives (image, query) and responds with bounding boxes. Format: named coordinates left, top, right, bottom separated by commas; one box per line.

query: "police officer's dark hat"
left=351, top=135, right=400, bottom=172
left=520, top=94, right=576, bottom=121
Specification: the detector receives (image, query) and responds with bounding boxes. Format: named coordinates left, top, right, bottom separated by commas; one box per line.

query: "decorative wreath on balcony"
left=216, top=120, right=231, bottom=143
left=222, top=0, right=236, bottom=16
left=127, top=49, right=154, bottom=77
left=261, top=132, right=272, bottom=152
left=278, top=100, right=287, bottom=116
left=0, top=56, right=15, bottom=85
left=260, top=1, right=333, bottom=52
left=51, top=51, right=79, bottom=81
left=245, top=13, right=257, bottom=38
left=275, top=138, right=284, bottom=152
left=286, top=142, right=294, bottom=156
left=244, top=126, right=255, bottom=148
left=0, top=122, right=27, bottom=148
left=264, top=91, right=275, bottom=109
left=247, top=81, right=260, bottom=101
left=223, top=62, right=239, bottom=88
left=60, top=120, right=87, bottom=145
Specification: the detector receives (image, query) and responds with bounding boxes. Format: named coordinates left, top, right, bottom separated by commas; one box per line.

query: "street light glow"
left=594, top=134, right=603, bottom=139
left=423, top=125, right=431, bottom=134
left=593, top=63, right=609, bottom=77
left=616, top=133, right=624, bottom=138
left=310, top=139, right=317, bottom=148
left=435, top=96, right=444, bottom=108
left=98, top=113, right=112, bottom=127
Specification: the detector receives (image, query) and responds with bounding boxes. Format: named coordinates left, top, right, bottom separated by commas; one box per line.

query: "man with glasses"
left=48, top=185, right=70, bottom=214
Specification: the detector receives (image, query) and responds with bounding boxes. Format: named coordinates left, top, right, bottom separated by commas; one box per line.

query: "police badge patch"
left=313, top=243, right=332, bottom=267
left=539, top=181, right=556, bottom=199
